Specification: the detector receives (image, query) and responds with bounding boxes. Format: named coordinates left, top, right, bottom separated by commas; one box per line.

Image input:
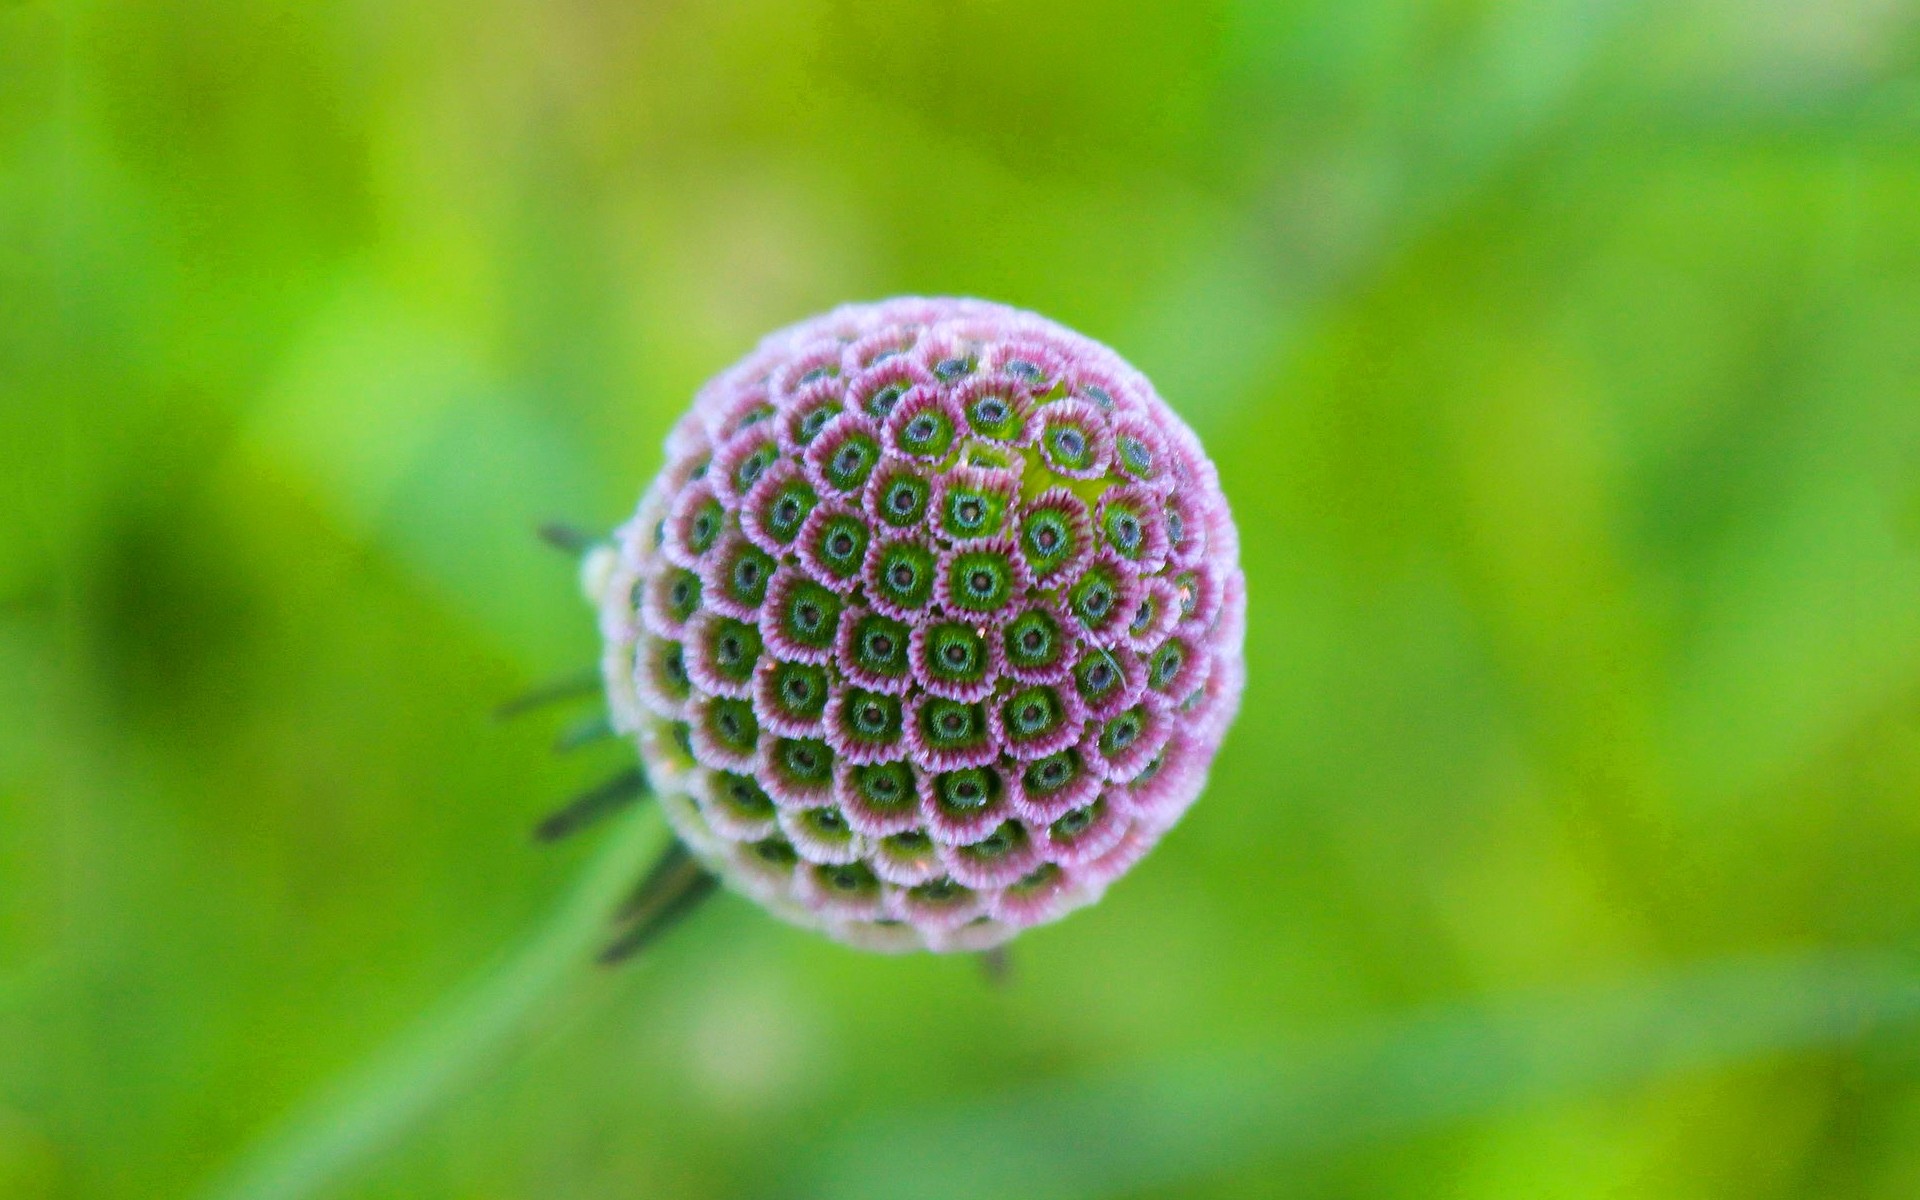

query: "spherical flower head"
left=593, top=298, right=1244, bottom=953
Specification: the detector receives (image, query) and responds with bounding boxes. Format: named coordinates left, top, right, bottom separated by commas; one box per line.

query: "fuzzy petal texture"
left=596, top=297, right=1243, bottom=952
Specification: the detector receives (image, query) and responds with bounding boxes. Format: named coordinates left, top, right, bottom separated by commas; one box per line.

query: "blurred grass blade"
left=194, top=810, right=669, bottom=1200
left=796, top=954, right=1920, bottom=1200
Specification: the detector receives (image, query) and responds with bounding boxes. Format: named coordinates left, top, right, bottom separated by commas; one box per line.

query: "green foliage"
left=4, top=0, right=1920, bottom=1197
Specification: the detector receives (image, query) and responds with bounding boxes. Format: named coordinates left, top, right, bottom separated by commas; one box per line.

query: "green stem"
left=196, top=810, right=669, bottom=1200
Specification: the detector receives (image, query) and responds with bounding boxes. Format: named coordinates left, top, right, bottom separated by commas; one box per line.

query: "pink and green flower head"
left=588, top=297, right=1244, bottom=953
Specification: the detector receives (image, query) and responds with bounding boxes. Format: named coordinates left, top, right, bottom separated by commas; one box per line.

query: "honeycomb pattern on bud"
left=594, top=298, right=1245, bottom=952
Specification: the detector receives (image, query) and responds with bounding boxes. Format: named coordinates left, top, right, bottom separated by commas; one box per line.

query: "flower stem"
left=196, top=809, right=669, bottom=1200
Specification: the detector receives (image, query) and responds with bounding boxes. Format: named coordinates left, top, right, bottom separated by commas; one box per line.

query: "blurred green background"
left=7, top=0, right=1920, bottom=1196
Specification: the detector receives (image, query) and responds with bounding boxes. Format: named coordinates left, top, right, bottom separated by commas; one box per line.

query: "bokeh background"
left=7, top=0, right=1920, bottom=1196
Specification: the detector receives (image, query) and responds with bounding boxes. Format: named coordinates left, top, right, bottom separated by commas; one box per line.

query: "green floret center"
left=939, top=483, right=1010, bottom=540
left=923, top=622, right=989, bottom=687
left=1129, top=590, right=1164, bottom=639
left=1130, top=751, right=1166, bottom=788
left=706, top=618, right=763, bottom=685
left=850, top=612, right=911, bottom=679
left=732, top=441, right=779, bottom=495
left=1051, top=800, right=1103, bottom=839
left=852, top=762, right=917, bottom=811
left=649, top=638, right=692, bottom=701
left=935, top=767, right=1001, bottom=814
left=816, top=860, right=879, bottom=896
left=778, top=580, right=843, bottom=652
left=899, top=409, right=956, bottom=457
left=664, top=568, right=703, bottom=622
left=966, top=392, right=1022, bottom=441
left=843, top=689, right=903, bottom=742
left=1099, top=707, right=1147, bottom=757
left=1116, top=433, right=1154, bottom=477
left=1043, top=418, right=1095, bottom=470
left=861, top=380, right=910, bottom=421
left=750, top=837, right=798, bottom=867
left=1068, top=565, right=1120, bottom=629
left=946, top=548, right=1015, bottom=614
left=777, top=737, right=835, bottom=785
left=958, top=821, right=1025, bottom=862
left=762, top=479, right=818, bottom=543
left=793, top=398, right=842, bottom=445
left=1009, top=862, right=1063, bottom=895
left=816, top=512, right=870, bottom=579
left=723, top=547, right=774, bottom=608
left=770, top=660, right=829, bottom=719
left=1147, top=640, right=1186, bottom=691
left=918, top=698, right=988, bottom=752
left=801, top=805, right=846, bottom=834
left=824, top=433, right=880, bottom=491
left=1103, top=500, right=1149, bottom=559
left=876, top=471, right=931, bottom=527
left=911, top=878, right=974, bottom=909
left=958, top=442, right=1021, bottom=473
left=705, top=698, right=759, bottom=753
left=1003, top=608, right=1064, bottom=671
left=714, top=771, right=775, bottom=819
left=1172, top=570, right=1200, bottom=618
left=872, top=542, right=936, bottom=610
left=932, top=354, right=975, bottom=382
left=1023, top=749, right=1083, bottom=796
left=688, top=498, right=724, bottom=554
left=1019, top=510, right=1077, bottom=577
left=1001, top=685, right=1065, bottom=740
left=883, top=829, right=933, bottom=856
left=1074, top=647, right=1123, bottom=704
